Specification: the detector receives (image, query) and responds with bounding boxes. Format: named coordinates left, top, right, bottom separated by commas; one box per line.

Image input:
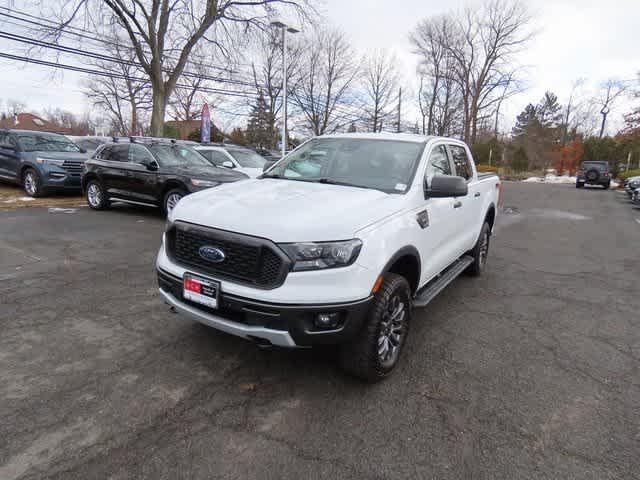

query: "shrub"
left=619, top=169, right=640, bottom=181
left=476, top=164, right=499, bottom=173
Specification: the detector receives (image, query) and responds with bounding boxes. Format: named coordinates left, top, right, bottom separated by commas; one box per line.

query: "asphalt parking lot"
left=1, top=182, right=639, bottom=480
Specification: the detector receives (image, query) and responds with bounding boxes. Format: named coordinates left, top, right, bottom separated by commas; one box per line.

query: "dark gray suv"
left=0, top=129, right=88, bottom=197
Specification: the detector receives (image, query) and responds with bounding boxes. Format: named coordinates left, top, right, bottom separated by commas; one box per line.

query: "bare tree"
left=292, top=27, right=360, bottom=135
left=361, top=49, right=399, bottom=132
left=440, top=0, right=532, bottom=143
left=597, top=79, right=626, bottom=137
left=47, top=0, right=310, bottom=136
left=560, top=78, right=585, bottom=146
left=84, top=34, right=151, bottom=136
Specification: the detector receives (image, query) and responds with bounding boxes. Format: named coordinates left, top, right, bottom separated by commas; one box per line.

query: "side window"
left=96, top=146, right=111, bottom=159
left=425, top=145, right=452, bottom=183
left=449, top=145, right=473, bottom=180
left=200, top=150, right=229, bottom=167
left=128, top=144, right=154, bottom=164
left=106, top=145, right=129, bottom=162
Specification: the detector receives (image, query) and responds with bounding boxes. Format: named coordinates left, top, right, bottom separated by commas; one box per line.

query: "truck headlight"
left=190, top=178, right=219, bottom=188
left=279, top=239, right=362, bottom=272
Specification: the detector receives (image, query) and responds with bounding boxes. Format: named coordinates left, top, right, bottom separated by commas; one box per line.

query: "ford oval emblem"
left=198, top=246, right=225, bottom=263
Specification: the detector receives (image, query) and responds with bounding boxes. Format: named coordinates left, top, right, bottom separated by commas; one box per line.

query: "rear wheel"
left=602, top=182, right=610, bottom=189
left=576, top=182, right=584, bottom=189
left=163, top=188, right=186, bottom=215
left=339, top=273, right=411, bottom=382
left=86, top=179, right=110, bottom=210
left=466, top=221, right=491, bottom=277
left=22, top=168, right=45, bottom=197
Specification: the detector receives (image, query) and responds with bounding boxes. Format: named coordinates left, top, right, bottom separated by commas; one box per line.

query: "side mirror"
left=262, top=160, right=276, bottom=172
left=222, top=160, right=235, bottom=169
left=425, top=175, right=468, bottom=198
left=0, top=143, right=16, bottom=152
left=141, top=159, right=158, bottom=171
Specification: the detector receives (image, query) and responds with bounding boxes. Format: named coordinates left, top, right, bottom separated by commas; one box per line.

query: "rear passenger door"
left=98, top=144, right=131, bottom=198
left=447, top=144, right=478, bottom=252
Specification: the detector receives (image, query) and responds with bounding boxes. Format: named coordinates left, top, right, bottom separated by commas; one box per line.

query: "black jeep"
left=576, top=161, right=611, bottom=189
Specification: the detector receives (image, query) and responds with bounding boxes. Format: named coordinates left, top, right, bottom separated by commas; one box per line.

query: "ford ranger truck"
left=156, top=133, right=501, bottom=381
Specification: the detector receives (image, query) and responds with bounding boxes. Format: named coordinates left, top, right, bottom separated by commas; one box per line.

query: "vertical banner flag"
left=201, top=103, right=211, bottom=143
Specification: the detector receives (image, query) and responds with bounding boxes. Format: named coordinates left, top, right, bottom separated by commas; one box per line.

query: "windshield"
left=263, top=138, right=424, bottom=193
left=147, top=144, right=212, bottom=168
left=227, top=149, right=267, bottom=168
left=17, top=133, right=81, bottom=153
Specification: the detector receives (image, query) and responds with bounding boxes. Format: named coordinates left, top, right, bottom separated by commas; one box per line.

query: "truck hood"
left=168, top=165, right=248, bottom=183
left=173, top=178, right=406, bottom=242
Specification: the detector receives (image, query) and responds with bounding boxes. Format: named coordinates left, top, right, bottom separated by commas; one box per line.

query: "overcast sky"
left=1, top=0, right=639, bottom=135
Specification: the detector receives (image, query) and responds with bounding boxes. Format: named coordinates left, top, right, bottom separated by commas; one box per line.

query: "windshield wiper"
left=315, top=178, right=370, bottom=190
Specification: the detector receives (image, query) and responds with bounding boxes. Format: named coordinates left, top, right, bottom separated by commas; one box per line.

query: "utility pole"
left=489, top=148, right=493, bottom=166
left=627, top=151, right=632, bottom=172
left=270, top=21, right=299, bottom=157
left=396, top=87, right=402, bottom=133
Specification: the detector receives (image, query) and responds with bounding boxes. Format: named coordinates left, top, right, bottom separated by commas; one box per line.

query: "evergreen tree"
left=246, top=92, right=276, bottom=149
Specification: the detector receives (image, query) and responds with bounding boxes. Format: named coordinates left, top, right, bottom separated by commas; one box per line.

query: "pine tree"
left=246, top=93, right=276, bottom=149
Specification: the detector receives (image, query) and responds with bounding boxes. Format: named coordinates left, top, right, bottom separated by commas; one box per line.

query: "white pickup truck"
left=157, top=133, right=501, bottom=381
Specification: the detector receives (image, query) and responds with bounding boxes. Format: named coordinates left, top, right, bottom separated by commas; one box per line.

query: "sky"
left=1, top=0, right=639, bottom=135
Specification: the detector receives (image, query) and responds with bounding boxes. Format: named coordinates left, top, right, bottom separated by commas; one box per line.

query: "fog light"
left=315, top=312, right=342, bottom=329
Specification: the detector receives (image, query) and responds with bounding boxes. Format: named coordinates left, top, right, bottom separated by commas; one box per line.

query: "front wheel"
left=86, top=180, right=110, bottom=210
left=23, top=168, right=45, bottom=197
left=466, top=221, right=491, bottom=277
left=163, top=188, right=186, bottom=215
left=339, top=273, right=411, bottom=382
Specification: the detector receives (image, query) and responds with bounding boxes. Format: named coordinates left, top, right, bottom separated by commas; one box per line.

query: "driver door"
left=123, top=144, right=160, bottom=204
left=417, top=143, right=463, bottom=284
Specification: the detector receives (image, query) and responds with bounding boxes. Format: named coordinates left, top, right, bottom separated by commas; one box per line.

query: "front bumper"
left=42, top=166, right=82, bottom=190
left=158, top=269, right=372, bottom=347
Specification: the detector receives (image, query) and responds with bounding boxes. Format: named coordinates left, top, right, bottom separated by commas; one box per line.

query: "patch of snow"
left=19, top=197, right=35, bottom=201
left=523, top=174, right=576, bottom=184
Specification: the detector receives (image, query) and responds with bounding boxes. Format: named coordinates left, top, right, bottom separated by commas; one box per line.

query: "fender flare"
left=378, top=245, right=421, bottom=293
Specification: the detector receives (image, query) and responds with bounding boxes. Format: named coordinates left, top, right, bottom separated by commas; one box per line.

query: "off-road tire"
left=86, top=179, right=110, bottom=210
left=339, top=273, right=411, bottom=382
left=576, top=182, right=584, bottom=189
left=466, top=221, right=491, bottom=277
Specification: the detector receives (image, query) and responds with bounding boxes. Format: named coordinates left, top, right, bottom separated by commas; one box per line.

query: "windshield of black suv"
left=227, top=149, right=267, bottom=168
left=17, top=133, right=81, bottom=153
left=263, top=138, right=425, bottom=193
left=147, top=144, right=212, bottom=168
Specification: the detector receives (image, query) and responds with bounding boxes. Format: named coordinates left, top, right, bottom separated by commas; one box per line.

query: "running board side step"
left=413, top=255, right=474, bottom=308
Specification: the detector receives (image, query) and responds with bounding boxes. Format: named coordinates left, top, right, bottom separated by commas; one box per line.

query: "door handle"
left=474, top=192, right=481, bottom=198
left=453, top=200, right=462, bottom=209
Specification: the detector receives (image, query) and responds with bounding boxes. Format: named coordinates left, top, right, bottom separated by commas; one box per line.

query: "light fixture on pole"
left=270, top=21, right=299, bottom=157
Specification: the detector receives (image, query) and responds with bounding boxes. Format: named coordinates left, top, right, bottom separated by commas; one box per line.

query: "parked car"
left=81, top=139, right=248, bottom=214
left=255, top=148, right=281, bottom=161
left=156, top=133, right=501, bottom=381
left=67, top=136, right=110, bottom=157
left=623, top=175, right=640, bottom=198
left=194, top=144, right=268, bottom=178
left=576, top=161, right=611, bottom=189
left=0, top=129, right=88, bottom=197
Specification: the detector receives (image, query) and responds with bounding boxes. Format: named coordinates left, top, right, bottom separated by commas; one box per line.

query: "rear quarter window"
left=448, top=145, right=473, bottom=180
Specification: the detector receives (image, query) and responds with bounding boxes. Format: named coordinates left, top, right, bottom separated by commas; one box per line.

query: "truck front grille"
left=166, top=222, right=291, bottom=289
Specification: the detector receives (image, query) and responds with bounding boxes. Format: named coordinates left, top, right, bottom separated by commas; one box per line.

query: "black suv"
left=576, top=161, right=611, bottom=189
left=82, top=139, right=248, bottom=214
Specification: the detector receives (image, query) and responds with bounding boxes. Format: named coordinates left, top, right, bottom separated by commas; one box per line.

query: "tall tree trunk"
left=150, top=86, right=167, bottom=137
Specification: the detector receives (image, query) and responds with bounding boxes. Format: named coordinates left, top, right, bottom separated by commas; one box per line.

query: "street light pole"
left=270, top=21, right=299, bottom=157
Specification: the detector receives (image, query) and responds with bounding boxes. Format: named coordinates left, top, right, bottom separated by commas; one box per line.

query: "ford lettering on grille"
left=198, top=246, right=225, bottom=263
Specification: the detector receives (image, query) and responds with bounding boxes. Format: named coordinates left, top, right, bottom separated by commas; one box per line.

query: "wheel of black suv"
left=339, top=273, right=411, bottom=382
left=163, top=188, right=186, bottom=215
left=22, top=168, right=44, bottom=198
left=576, top=182, right=584, bottom=189
left=602, top=182, right=610, bottom=190
left=466, top=221, right=491, bottom=277
left=86, top=179, right=110, bottom=210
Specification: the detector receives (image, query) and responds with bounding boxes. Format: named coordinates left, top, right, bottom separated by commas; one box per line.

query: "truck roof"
left=322, top=132, right=438, bottom=143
